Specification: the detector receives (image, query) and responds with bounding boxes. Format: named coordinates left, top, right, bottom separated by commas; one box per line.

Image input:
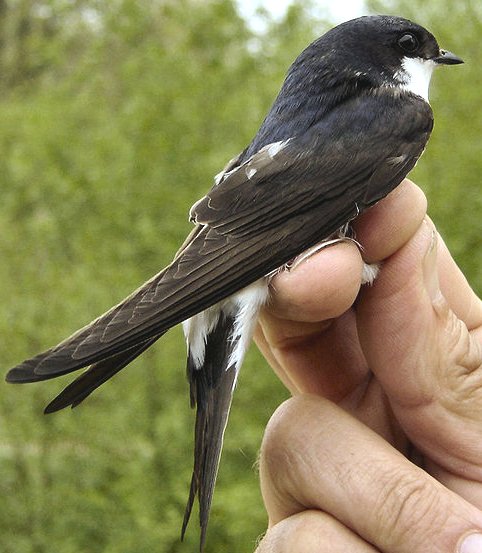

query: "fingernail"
left=422, top=225, right=441, bottom=302
left=459, top=532, right=482, bottom=553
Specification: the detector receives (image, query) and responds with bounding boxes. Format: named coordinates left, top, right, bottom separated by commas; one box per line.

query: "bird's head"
left=292, top=15, right=463, bottom=102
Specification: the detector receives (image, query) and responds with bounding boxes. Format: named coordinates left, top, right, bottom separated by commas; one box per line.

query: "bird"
left=6, top=15, right=463, bottom=551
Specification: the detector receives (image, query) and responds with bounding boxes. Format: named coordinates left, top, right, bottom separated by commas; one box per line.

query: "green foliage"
left=0, top=1, right=480, bottom=552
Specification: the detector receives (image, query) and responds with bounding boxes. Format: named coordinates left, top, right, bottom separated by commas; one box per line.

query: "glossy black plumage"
left=5, top=14, right=462, bottom=550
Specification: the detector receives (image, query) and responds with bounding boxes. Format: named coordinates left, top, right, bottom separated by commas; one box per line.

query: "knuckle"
left=259, top=396, right=320, bottom=506
left=283, top=512, right=332, bottom=551
left=372, top=465, right=449, bottom=548
left=453, top=322, right=482, bottom=376
left=260, top=396, right=305, bottom=474
left=438, top=310, right=482, bottom=406
left=256, top=511, right=343, bottom=553
left=255, top=516, right=304, bottom=553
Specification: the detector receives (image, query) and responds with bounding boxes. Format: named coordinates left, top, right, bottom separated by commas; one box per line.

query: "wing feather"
left=6, top=90, right=432, bottom=385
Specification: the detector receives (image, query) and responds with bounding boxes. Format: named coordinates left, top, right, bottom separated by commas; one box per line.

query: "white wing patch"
left=245, top=166, right=257, bottom=180
left=266, top=140, right=289, bottom=158
left=387, top=154, right=408, bottom=166
left=190, top=139, right=293, bottom=223
left=213, top=139, right=292, bottom=187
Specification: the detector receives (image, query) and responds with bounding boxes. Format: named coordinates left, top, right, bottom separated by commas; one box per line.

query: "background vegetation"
left=0, top=0, right=479, bottom=551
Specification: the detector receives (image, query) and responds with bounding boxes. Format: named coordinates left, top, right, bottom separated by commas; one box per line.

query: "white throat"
left=397, top=57, right=436, bottom=102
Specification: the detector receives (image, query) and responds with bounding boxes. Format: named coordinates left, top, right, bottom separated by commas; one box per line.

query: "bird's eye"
left=398, top=33, right=419, bottom=53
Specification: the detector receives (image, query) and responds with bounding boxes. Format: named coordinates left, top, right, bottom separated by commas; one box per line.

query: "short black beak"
left=434, top=49, right=464, bottom=65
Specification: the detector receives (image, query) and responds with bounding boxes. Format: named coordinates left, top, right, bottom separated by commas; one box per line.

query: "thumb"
left=357, top=219, right=482, bottom=496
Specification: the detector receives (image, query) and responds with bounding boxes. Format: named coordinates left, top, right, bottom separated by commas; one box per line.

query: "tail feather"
left=181, top=312, right=239, bottom=551
left=44, top=334, right=164, bottom=414
left=181, top=279, right=268, bottom=549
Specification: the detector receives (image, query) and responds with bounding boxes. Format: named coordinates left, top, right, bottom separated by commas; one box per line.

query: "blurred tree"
left=0, top=0, right=96, bottom=90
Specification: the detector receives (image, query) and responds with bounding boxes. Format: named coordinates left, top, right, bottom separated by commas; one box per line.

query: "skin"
left=253, top=179, right=482, bottom=553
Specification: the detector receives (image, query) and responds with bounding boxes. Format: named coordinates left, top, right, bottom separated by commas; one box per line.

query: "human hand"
left=254, top=179, right=482, bottom=552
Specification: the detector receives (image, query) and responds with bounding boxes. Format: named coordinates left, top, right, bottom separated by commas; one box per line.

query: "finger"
left=356, top=180, right=482, bottom=328
left=256, top=241, right=366, bottom=396
left=255, top=510, right=379, bottom=553
left=267, top=241, right=364, bottom=322
left=357, top=220, right=482, bottom=489
left=260, top=395, right=482, bottom=553
left=435, top=228, right=482, bottom=331
left=266, top=179, right=427, bottom=323
left=262, top=179, right=427, bottom=326
left=254, top=180, right=428, bottom=397
left=353, top=179, right=427, bottom=263
left=256, top=242, right=367, bottom=397
left=255, top=309, right=368, bottom=398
